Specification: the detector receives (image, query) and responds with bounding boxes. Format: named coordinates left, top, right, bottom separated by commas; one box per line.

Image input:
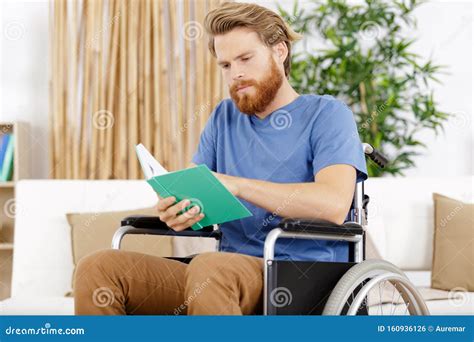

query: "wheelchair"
left=111, top=143, right=429, bottom=316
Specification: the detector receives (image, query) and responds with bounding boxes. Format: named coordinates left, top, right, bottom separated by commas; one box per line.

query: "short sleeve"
left=311, top=99, right=368, bottom=182
left=191, top=102, right=221, bottom=171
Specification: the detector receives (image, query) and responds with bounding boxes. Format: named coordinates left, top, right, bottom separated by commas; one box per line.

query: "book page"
left=136, top=143, right=168, bottom=179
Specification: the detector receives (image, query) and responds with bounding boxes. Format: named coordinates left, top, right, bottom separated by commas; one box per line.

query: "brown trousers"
left=73, top=249, right=264, bottom=315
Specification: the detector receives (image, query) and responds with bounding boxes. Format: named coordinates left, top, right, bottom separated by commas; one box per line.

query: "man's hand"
left=156, top=196, right=205, bottom=231
left=212, top=172, right=240, bottom=196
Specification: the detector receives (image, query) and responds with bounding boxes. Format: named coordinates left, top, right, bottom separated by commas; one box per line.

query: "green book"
left=136, top=144, right=252, bottom=230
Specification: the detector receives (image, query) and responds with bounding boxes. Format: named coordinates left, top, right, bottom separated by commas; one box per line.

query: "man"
left=74, top=2, right=367, bottom=315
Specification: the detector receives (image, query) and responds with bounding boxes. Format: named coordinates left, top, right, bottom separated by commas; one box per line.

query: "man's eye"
left=222, top=64, right=230, bottom=69
left=242, top=57, right=250, bottom=61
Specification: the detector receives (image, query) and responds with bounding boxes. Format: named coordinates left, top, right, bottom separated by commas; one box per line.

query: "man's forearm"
left=235, top=177, right=349, bottom=224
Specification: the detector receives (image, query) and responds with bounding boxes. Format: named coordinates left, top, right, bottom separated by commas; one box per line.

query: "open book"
left=136, top=144, right=252, bottom=230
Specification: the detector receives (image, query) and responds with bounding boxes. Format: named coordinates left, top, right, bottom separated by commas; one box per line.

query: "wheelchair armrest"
left=120, top=215, right=221, bottom=239
left=278, top=218, right=364, bottom=236
left=264, top=218, right=365, bottom=262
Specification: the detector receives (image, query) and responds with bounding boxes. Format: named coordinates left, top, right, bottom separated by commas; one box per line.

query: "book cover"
left=0, top=135, right=14, bottom=181
left=136, top=144, right=252, bottom=230
left=0, top=134, right=11, bottom=173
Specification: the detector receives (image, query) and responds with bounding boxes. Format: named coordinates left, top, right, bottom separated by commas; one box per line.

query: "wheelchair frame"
left=111, top=144, right=427, bottom=315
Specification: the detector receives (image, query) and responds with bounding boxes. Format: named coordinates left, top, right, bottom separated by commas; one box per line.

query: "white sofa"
left=0, top=177, right=472, bottom=315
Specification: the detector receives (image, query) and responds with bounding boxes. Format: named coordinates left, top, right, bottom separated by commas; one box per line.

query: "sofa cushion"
left=372, top=271, right=474, bottom=315
left=365, top=233, right=383, bottom=260
left=363, top=177, right=472, bottom=270
left=0, top=297, right=74, bottom=315
left=12, top=180, right=159, bottom=298
left=67, top=207, right=173, bottom=292
left=431, top=193, right=473, bottom=291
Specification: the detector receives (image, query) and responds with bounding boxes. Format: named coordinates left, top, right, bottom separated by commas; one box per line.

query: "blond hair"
left=204, top=2, right=302, bottom=78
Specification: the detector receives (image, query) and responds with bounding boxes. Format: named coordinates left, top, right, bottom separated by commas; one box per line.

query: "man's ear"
left=272, top=41, right=288, bottom=63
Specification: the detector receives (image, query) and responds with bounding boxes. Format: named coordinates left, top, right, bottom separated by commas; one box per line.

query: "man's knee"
left=74, top=249, right=122, bottom=290
left=184, top=252, right=263, bottom=314
left=185, top=252, right=261, bottom=288
left=185, top=252, right=232, bottom=287
left=187, top=251, right=231, bottom=273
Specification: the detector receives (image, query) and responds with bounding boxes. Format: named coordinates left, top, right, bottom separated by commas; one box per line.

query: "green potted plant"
left=278, top=0, right=451, bottom=176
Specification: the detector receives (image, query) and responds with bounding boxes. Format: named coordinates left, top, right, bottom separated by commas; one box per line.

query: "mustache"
left=230, top=80, right=257, bottom=93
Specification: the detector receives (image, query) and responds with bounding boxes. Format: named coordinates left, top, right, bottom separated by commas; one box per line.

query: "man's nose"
left=231, top=66, right=244, bottom=81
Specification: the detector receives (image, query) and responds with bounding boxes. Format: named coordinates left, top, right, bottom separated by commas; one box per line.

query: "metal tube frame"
left=263, top=227, right=364, bottom=315
left=112, top=224, right=222, bottom=250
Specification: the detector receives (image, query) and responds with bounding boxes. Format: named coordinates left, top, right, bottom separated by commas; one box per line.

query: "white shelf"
left=0, top=243, right=14, bottom=250
left=0, top=181, right=15, bottom=188
left=0, top=121, right=29, bottom=300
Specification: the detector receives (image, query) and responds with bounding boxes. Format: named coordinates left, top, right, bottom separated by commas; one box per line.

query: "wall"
left=1, top=0, right=472, bottom=178
left=0, top=0, right=49, bottom=178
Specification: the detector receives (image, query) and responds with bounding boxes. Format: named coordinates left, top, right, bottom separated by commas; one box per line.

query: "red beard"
left=229, top=57, right=283, bottom=115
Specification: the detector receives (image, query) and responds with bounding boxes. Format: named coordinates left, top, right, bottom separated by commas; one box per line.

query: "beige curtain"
left=49, top=0, right=226, bottom=179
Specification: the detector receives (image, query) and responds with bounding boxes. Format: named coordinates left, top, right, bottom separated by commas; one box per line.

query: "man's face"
left=214, top=27, right=284, bottom=115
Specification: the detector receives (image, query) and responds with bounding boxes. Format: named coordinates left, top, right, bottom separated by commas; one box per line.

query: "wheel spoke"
left=404, top=301, right=410, bottom=315
left=378, top=282, right=383, bottom=315
left=322, top=260, right=427, bottom=316
left=390, top=283, right=397, bottom=315
left=394, top=285, right=402, bottom=312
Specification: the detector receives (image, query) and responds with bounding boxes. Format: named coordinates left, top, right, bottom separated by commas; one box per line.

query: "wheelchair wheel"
left=322, top=259, right=429, bottom=315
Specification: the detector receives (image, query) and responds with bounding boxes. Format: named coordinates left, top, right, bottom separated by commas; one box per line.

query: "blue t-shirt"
left=192, top=94, right=368, bottom=262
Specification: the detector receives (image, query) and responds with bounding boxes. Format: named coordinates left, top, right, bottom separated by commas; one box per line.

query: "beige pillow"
left=67, top=207, right=173, bottom=292
left=431, top=193, right=474, bottom=291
